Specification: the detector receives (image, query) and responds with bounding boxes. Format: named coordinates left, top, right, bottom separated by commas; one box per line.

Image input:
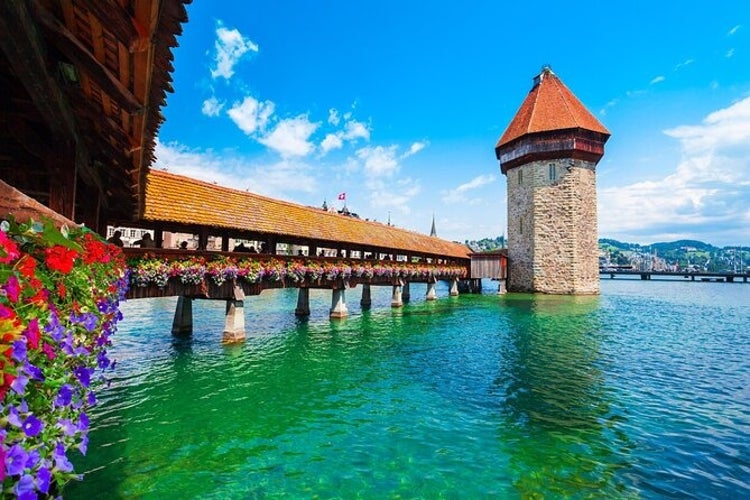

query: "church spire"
left=430, top=213, right=437, bottom=237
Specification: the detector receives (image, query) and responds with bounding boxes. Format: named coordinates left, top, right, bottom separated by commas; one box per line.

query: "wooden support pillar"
left=221, top=231, right=229, bottom=252
left=198, top=229, right=209, bottom=251
left=154, top=227, right=164, bottom=249
left=391, top=279, right=403, bottom=308
left=295, top=288, right=310, bottom=316
left=47, top=149, right=77, bottom=220
left=449, top=278, right=459, bottom=296
left=360, top=284, right=372, bottom=309
left=222, top=299, right=246, bottom=343
left=498, top=279, right=507, bottom=295
left=425, top=280, right=437, bottom=301
left=171, top=296, right=193, bottom=335
left=330, top=288, right=348, bottom=319
left=223, top=285, right=246, bottom=342
left=402, top=281, right=411, bottom=303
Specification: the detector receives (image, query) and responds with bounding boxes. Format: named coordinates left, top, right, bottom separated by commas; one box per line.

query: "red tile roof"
left=143, top=170, right=471, bottom=259
left=496, top=67, right=610, bottom=148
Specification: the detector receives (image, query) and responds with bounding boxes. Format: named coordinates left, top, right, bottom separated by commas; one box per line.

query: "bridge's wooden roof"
left=143, top=170, right=472, bottom=260
left=496, top=67, right=610, bottom=148
left=0, top=0, right=190, bottom=225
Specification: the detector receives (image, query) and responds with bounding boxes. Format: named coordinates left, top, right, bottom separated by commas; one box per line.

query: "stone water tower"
left=495, top=67, right=610, bottom=294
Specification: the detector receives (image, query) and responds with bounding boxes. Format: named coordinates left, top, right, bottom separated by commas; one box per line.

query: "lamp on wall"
left=57, top=61, right=78, bottom=84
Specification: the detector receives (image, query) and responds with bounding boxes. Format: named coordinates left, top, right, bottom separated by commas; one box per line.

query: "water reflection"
left=496, top=294, right=635, bottom=497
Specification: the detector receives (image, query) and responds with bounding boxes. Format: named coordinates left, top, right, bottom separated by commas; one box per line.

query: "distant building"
left=495, top=67, right=610, bottom=294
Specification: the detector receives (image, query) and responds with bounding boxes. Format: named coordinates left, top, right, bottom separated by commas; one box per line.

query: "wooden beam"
left=75, top=0, right=142, bottom=52
left=47, top=148, right=77, bottom=220
left=0, top=1, right=78, bottom=142
left=0, top=179, right=76, bottom=228
left=31, top=2, right=143, bottom=114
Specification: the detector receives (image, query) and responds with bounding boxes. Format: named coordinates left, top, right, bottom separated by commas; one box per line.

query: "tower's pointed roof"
left=496, top=67, right=610, bottom=148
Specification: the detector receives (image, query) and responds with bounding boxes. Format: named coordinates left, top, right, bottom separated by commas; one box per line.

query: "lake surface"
left=66, top=280, right=750, bottom=498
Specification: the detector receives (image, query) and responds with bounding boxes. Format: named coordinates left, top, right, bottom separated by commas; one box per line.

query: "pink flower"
left=24, top=318, right=41, bottom=350
left=2, top=274, right=20, bottom=303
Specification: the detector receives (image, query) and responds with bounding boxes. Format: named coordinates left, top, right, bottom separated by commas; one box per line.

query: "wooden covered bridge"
left=123, top=170, right=500, bottom=341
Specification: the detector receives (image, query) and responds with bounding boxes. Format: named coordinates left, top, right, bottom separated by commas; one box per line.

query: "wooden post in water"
left=360, top=284, right=372, bottom=309
left=391, top=279, right=403, bottom=308
left=295, top=288, right=310, bottom=316
left=171, top=296, right=193, bottom=335
left=223, top=285, right=246, bottom=342
left=425, top=279, right=437, bottom=301
left=330, top=288, right=348, bottom=319
left=449, top=278, right=459, bottom=296
left=402, top=281, right=411, bottom=303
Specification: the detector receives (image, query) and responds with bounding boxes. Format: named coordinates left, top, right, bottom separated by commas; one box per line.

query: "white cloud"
left=650, top=75, right=666, bottom=85
left=210, top=24, right=258, bottom=80
left=401, top=141, right=427, bottom=159
left=321, top=133, right=344, bottom=153
left=367, top=177, right=421, bottom=214
left=675, top=59, right=694, bottom=70
left=342, top=120, right=370, bottom=141
left=153, top=139, right=317, bottom=198
left=442, top=174, right=497, bottom=203
left=259, top=115, right=320, bottom=157
left=227, top=96, right=275, bottom=135
left=356, top=145, right=399, bottom=177
left=328, top=108, right=340, bottom=126
left=728, top=24, right=741, bottom=36
left=319, top=118, right=371, bottom=155
left=726, top=48, right=735, bottom=58
left=201, top=96, right=224, bottom=117
left=599, top=96, right=750, bottom=245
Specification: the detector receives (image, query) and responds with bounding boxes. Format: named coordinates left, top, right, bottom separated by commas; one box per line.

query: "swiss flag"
left=337, top=192, right=346, bottom=200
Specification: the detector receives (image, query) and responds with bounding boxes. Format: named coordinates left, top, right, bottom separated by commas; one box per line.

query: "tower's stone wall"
left=507, top=158, right=599, bottom=294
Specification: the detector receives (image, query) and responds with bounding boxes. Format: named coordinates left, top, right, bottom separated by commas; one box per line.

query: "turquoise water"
left=66, top=280, right=750, bottom=498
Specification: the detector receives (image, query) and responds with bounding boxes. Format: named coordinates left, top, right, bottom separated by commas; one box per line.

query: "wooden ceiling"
left=0, top=0, right=191, bottom=228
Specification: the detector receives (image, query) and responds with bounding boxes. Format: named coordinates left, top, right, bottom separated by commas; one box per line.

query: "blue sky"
left=154, top=1, right=750, bottom=247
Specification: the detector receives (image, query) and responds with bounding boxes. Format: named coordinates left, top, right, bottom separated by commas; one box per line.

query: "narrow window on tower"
left=549, top=163, right=556, bottom=182
left=519, top=215, right=524, bottom=235
left=518, top=169, right=523, bottom=185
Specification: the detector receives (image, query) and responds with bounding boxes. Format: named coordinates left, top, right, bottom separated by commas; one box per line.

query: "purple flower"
left=97, top=351, right=110, bottom=370
left=36, top=466, right=51, bottom=494
left=8, top=406, right=22, bottom=427
left=6, top=444, right=29, bottom=476
left=14, top=474, right=34, bottom=499
left=55, top=384, right=73, bottom=407
left=11, top=340, right=27, bottom=363
left=53, top=443, right=73, bottom=473
left=24, top=449, right=40, bottom=469
left=78, top=435, right=89, bottom=455
left=44, top=311, right=65, bottom=342
left=22, top=415, right=43, bottom=437
left=77, top=412, right=89, bottom=432
left=74, top=367, right=91, bottom=387
left=24, top=362, right=44, bottom=382
left=11, top=373, right=29, bottom=395
left=57, top=419, right=76, bottom=436
left=87, top=391, right=97, bottom=406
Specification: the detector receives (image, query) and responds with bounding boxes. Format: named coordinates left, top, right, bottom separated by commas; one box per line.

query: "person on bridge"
left=134, top=233, right=155, bottom=248
left=107, top=230, right=124, bottom=247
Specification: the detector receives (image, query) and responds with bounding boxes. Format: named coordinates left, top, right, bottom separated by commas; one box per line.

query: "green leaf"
left=41, top=219, right=83, bottom=251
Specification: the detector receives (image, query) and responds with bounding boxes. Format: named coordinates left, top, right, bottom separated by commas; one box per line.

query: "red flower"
left=45, top=245, right=78, bottom=274
left=16, top=255, right=37, bottom=279
left=57, top=281, right=67, bottom=299
left=82, top=233, right=111, bottom=265
left=0, top=230, right=20, bottom=264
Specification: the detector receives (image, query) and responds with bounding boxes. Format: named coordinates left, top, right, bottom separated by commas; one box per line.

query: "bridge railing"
left=124, top=248, right=470, bottom=300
